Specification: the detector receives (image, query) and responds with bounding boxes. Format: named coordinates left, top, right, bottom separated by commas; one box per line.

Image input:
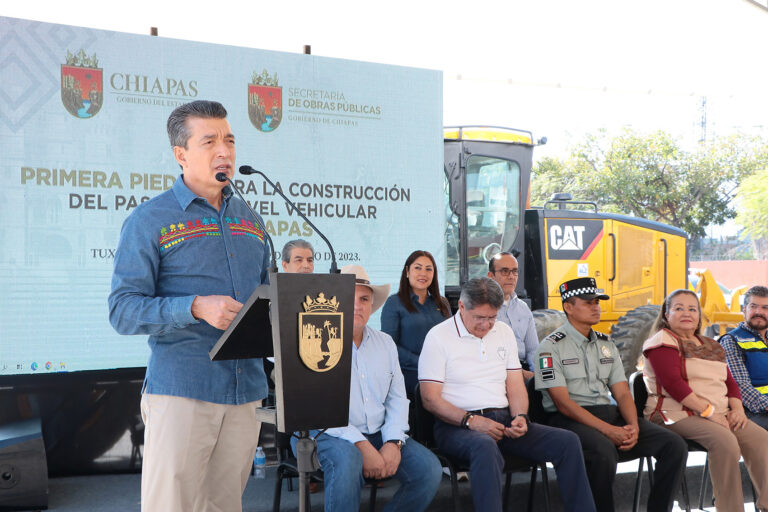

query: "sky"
left=4, top=0, right=768, bottom=160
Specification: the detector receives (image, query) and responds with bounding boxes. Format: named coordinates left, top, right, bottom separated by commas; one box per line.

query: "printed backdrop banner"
left=0, top=16, right=444, bottom=377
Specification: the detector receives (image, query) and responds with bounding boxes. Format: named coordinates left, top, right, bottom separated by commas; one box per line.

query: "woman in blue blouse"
left=381, top=250, right=451, bottom=397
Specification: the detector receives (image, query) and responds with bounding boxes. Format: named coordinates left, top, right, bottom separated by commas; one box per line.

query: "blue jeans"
left=292, top=431, right=441, bottom=512
left=434, top=410, right=595, bottom=512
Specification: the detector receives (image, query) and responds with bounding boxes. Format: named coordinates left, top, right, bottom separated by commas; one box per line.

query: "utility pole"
left=699, top=96, right=707, bottom=143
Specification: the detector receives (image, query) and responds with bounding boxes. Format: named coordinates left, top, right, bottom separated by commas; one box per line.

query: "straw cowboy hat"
left=340, top=264, right=390, bottom=313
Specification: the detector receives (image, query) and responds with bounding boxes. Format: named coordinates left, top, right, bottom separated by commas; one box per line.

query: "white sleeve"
left=417, top=326, right=446, bottom=383
left=502, top=324, right=522, bottom=370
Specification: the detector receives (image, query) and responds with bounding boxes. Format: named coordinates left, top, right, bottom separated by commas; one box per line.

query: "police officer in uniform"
left=534, top=277, right=687, bottom=512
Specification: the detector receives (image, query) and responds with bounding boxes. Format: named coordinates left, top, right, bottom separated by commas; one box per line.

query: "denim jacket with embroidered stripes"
left=109, top=175, right=270, bottom=404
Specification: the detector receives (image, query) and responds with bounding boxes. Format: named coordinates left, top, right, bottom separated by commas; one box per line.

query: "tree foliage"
left=735, top=168, right=768, bottom=259
left=531, top=129, right=768, bottom=240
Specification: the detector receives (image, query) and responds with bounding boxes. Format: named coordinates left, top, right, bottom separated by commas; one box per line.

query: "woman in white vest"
left=642, top=289, right=768, bottom=512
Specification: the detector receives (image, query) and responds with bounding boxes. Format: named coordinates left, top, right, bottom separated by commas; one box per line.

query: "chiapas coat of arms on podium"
left=298, top=293, right=343, bottom=372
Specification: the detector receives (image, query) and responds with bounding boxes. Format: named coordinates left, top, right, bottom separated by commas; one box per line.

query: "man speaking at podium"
left=108, top=100, right=271, bottom=512
left=293, top=265, right=442, bottom=511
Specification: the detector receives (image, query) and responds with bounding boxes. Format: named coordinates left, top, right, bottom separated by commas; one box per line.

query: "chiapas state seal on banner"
left=298, top=293, right=343, bottom=372
left=61, top=49, right=103, bottom=119
left=248, top=69, right=282, bottom=132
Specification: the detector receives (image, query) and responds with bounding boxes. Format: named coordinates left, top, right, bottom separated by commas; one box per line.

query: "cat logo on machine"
left=298, top=293, right=343, bottom=372
left=547, top=220, right=604, bottom=260
left=61, top=49, right=103, bottom=119
left=550, top=225, right=586, bottom=251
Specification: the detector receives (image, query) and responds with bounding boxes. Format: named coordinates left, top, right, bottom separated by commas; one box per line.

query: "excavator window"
left=444, top=155, right=521, bottom=286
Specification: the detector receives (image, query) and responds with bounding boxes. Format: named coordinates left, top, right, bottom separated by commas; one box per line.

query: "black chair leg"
left=539, top=463, right=551, bottom=512
left=698, top=454, right=709, bottom=510
left=633, top=457, right=644, bottom=512
left=680, top=469, right=691, bottom=512
left=449, top=467, right=459, bottom=512
left=647, top=456, right=655, bottom=488
left=526, top=466, right=538, bottom=512
left=369, top=482, right=377, bottom=512
left=502, top=471, right=512, bottom=510
left=272, top=471, right=283, bottom=512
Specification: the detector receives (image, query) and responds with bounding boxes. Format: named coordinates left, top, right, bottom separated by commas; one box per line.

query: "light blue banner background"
left=0, top=16, right=444, bottom=376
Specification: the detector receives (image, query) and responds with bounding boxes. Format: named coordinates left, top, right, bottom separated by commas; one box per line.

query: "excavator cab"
left=442, top=125, right=693, bottom=376
left=443, top=126, right=535, bottom=294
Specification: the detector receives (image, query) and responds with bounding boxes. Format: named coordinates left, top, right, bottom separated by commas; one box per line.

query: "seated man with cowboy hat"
left=292, top=264, right=442, bottom=512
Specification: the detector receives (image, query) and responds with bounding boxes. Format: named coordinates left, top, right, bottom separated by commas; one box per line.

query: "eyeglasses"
left=470, top=314, right=497, bottom=324
left=747, top=303, right=768, bottom=312
left=493, top=268, right=519, bottom=277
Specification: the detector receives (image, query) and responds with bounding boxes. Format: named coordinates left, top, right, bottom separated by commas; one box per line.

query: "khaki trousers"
left=667, top=415, right=768, bottom=512
left=140, top=393, right=262, bottom=512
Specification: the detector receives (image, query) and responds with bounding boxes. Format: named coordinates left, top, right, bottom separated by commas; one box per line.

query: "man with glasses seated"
left=488, top=252, right=538, bottom=381
left=419, top=277, right=595, bottom=512
left=720, top=285, right=768, bottom=430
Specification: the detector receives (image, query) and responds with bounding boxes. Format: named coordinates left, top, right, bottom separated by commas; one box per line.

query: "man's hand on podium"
left=191, top=295, right=243, bottom=330
left=379, top=442, right=402, bottom=477
left=357, top=440, right=388, bottom=479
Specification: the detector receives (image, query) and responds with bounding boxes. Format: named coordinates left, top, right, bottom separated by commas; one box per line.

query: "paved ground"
left=40, top=452, right=759, bottom=511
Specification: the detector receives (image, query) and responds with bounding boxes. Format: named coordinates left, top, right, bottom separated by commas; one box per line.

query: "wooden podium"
left=210, top=271, right=355, bottom=432
left=209, top=271, right=355, bottom=511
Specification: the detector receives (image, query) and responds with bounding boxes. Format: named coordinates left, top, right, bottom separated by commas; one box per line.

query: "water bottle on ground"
left=254, top=446, right=266, bottom=479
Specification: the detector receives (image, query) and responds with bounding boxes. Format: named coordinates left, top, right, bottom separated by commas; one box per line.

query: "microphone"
left=216, top=171, right=278, bottom=273
left=239, top=165, right=340, bottom=273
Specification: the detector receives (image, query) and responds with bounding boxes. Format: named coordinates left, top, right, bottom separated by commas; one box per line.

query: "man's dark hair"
left=488, top=251, right=516, bottom=273
left=744, top=286, right=768, bottom=310
left=167, top=100, right=228, bottom=149
left=281, top=239, right=314, bottom=263
left=459, top=277, right=504, bottom=310
left=562, top=296, right=576, bottom=317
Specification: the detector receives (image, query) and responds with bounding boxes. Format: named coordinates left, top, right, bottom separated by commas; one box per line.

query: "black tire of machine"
left=532, top=309, right=567, bottom=342
left=611, top=305, right=662, bottom=378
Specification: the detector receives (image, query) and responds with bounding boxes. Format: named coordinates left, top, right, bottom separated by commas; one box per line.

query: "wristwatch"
left=515, top=413, right=530, bottom=426
left=386, top=439, right=405, bottom=450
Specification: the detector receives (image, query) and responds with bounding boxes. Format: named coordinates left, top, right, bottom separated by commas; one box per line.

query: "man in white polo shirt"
left=418, top=277, right=595, bottom=512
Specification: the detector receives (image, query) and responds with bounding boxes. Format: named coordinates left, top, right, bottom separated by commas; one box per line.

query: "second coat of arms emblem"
left=298, top=293, right=343, bottom=372
left=248, top=69, right=282, bottom=132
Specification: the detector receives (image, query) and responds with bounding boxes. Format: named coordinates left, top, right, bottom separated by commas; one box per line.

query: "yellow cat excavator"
left=443, top=126, right=739, bottom=375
